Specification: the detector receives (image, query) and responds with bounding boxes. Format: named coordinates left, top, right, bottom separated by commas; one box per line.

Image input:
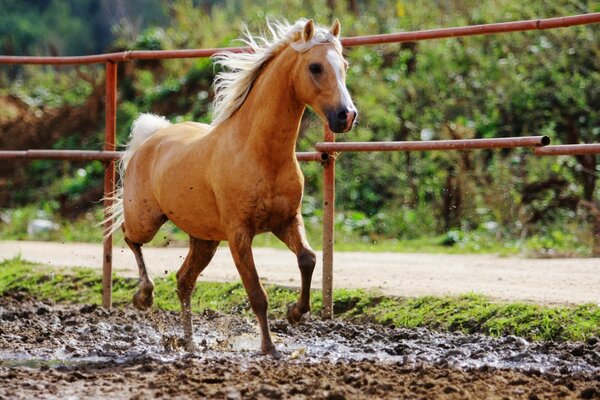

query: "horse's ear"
left=330, top=19, right=341, bottom=38
left=303, top=19, right=315, bottom=42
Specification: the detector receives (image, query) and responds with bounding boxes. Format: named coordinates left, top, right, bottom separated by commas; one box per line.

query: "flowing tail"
left=103, top=113, right=171, bottom=238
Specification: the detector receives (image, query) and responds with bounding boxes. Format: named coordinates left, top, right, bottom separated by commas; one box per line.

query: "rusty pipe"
left=315, top=136, right=550, bottom=153
left=1, top=13, right=598, bottom=65
left=0, top=149, right=123, bottom=161
left=102, top=61, right=118, bottom=310
left=0, top=149, right=326, bottom=163
left=340, top=13, right=600, bottom=47
left=321, top=126, right=336, bottom=320
left=0, top=47, right=247, bottom=65
left=296, top=152, right=329, bottom=162
left=535, top=144, right=600, bottom=156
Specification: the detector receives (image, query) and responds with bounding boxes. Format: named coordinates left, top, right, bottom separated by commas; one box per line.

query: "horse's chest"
left=237, top=170, right=301, bottom=229
left=249, top=189, right=299, bottom=231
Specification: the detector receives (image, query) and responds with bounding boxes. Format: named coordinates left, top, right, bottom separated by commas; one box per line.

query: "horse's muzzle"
left=327, top=108, right=357, bottom=133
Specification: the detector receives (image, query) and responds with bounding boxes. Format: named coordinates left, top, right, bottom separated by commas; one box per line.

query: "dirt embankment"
left=1, top=293, right=599, bottom=399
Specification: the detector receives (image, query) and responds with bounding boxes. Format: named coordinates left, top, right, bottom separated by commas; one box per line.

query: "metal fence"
left=1, top=12, right=600, bottom=317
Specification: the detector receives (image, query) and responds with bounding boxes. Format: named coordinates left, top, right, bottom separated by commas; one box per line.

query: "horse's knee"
left=123, top=199, right=165, bottom=244
left=298, top=248, right=316, bottom=273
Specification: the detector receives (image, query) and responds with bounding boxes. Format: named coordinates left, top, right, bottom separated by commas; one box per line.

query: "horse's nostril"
left=337, top=111, right=347, bottom=121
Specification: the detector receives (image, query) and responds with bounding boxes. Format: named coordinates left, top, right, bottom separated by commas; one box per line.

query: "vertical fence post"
left=321, top=125, right=336, bottom=319
left=102, top=61, right=117, bottom=309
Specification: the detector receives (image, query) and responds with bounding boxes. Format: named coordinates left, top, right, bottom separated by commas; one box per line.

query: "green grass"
left=2, top=257, right=599, bottom=342
left=364, top=294, right=600, bottom=341
left=2, top=205, right=591, bottom=257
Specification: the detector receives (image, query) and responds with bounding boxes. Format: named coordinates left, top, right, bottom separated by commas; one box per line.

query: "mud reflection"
left=1, top=295, right=599, bottom=376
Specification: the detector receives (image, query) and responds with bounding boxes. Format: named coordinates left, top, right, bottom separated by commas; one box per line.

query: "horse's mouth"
left=327, top=110, right=358, bottom=133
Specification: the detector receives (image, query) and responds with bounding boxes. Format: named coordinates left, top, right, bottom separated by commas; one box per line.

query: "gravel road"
left=1, top=240, right=599, bottom=305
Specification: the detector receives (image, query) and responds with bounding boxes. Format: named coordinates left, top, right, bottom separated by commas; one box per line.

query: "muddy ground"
left=1, top=293, right=599, bottom=399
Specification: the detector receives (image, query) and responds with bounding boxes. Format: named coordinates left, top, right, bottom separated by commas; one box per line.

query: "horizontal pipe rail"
left=1, top=13, right=598, bottom=65
left=0, top=47, right=246, bottom=65
left=0, top=137, right=553, bottom=162
left=296, top=151, right=329, bottom=162
left=0, top=149, right=327, bottom=162
left=535, top=144, right=600, bottom=156
left=315, top=136, right=550, bottom=153
left=341, top=13, right=600, bottom=47
left=0, top=149, right=122, bottom=161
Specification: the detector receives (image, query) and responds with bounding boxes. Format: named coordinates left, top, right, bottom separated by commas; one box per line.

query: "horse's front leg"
left=274, top=213, right=317, bottom=324
left=228, top=229, right=280, bottom=358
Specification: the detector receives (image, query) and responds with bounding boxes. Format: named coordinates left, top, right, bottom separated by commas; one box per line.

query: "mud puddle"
left=1, top=293, right=600, bottom=399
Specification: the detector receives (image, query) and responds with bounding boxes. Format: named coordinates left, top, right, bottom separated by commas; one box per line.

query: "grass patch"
left=2, top=206, right=521, bottom=255
left=366, top=294, right=600, bottom=341
left=2, top=257, right=599, bottom=342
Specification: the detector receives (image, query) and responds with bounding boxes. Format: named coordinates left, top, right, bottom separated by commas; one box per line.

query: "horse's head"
left=290, top=19, right=357, bottom=133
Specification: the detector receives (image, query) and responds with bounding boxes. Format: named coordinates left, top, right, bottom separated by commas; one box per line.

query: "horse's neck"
left=228, top=51, right=304, bottom=165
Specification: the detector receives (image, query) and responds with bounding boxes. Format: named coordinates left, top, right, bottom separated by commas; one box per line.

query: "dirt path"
left=2, top=240, right=600, bottom=305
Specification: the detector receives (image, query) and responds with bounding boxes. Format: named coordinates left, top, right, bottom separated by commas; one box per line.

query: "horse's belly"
left=156, top=182, right=227, bottom=241
left=164, top=205, right=226, bottom=241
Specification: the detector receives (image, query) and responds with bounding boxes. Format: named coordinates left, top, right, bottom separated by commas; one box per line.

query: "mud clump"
left=1, top=293, right=600, bottom=399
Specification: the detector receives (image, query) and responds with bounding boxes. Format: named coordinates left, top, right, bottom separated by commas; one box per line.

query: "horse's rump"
left=104, top=114, right=212, bottom=238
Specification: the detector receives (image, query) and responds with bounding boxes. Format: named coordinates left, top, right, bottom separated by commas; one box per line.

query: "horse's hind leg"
left=125, top=237, right=155, bottom=310
left=122, top=188, right=166, bottom=310
left=176, top=237, right=220, bottom=351
left=273, top=213, right=316, bottom=324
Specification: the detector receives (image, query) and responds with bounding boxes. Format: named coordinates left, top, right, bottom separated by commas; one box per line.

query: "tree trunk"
left=565, top=116, right=596, bottom=201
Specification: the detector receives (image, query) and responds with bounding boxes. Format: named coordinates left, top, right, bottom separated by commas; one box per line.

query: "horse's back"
left=153, top=121, right=213, bottom=144
left=127, top=121, right=214, bottom=177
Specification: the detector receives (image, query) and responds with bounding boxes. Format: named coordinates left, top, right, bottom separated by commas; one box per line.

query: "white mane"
left=211, top=19, right=341, bottom=126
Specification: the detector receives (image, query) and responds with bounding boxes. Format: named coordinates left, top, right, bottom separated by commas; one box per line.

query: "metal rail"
left=341, top=13, right=600, bottom=46
left=535, top=144, right=600, bottom=156
left=1, top=12, right=599, bottom=314
left=0, top=13, right=598, bottom=65
left=0, top=149, right=328, bottom=163
left=315, top=136, right=549, bottom=153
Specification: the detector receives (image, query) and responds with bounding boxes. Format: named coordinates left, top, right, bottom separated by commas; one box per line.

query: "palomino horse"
left=107, top=19, right=357, bottom=357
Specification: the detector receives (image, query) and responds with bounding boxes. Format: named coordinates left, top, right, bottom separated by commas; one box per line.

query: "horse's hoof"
left=132, top=289, right=154, bottom=310
left=184, top=339, right=199, bottom=352
left=287, top=303, right=310, bottom=324
left=262, top=346, right=282, bottom=359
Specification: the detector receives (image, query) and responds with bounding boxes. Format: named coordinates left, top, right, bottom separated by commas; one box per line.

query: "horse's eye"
left=309, top=63, right=323, bottom=74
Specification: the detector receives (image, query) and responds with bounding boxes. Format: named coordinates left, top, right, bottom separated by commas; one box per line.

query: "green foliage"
left=524, top=225, right=593, bottom=257
left=2, top=257, right=600, bottom=342
left=10, top=67, right=95, bottom=107
left=0, top=0, right=167, bottom=57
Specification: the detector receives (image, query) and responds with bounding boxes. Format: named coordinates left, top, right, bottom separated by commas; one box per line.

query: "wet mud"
left=1, top=293, right=600, bottom=399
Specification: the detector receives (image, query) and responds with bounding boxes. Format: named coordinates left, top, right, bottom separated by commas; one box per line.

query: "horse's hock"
left=1, top=13, right=600, bottom=318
